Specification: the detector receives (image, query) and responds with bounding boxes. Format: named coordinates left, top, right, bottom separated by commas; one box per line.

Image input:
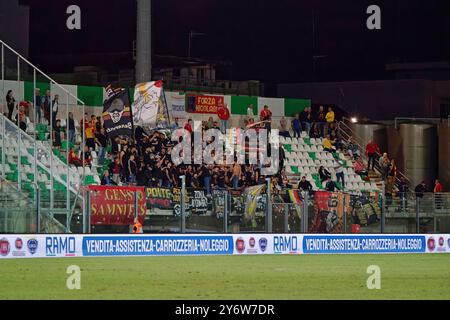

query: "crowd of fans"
left=3, top=89, right=445, bottom=197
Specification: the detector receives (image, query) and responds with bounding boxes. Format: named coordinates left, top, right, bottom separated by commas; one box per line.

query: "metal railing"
left=0, top=39, right=86, bottom=231
left=81, top=181, right=450, bottom=234
left=338, top=118, right=412, bottom=191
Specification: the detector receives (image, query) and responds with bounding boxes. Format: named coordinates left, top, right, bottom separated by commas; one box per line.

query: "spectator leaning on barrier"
left=434, top=179, right=443, bottom=209
left=434, top=179, right=443, bottom=193
left=414, top=181, right=427, bottom=198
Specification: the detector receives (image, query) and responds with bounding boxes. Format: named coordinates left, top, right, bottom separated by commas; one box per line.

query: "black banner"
left=102, top=89, right=133, bottom=138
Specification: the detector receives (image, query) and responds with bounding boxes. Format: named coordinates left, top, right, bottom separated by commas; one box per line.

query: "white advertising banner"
left=0, top=234, right=449, bottom=259
left=165, top=91, right=186, bottom=120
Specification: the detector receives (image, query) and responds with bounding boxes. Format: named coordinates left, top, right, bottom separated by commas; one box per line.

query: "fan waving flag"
left=132, top=80, right=168, bottom=129
left=102, top=90, right=133, bottom=138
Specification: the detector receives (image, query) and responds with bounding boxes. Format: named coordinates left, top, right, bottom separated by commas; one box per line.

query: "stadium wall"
left=0, top=234, right=448, bottom=259
left=4, top=79, right=311, bottom=125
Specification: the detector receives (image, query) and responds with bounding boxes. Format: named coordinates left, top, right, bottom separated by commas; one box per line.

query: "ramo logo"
left=46, top=236, right=76, bottom=256
left=259, top=238, right=268, bottom=252
left=0, top=238, right=10, bottom=256
left=27, top=239, right=38, bottom=255
left=427, top=237, right=436, bottom=252
left=235, top=238, right=245, bottom=253
left=273, top=236, right=298, bottom=254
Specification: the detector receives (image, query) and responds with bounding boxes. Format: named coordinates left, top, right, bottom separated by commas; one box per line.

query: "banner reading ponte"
left=88, top=186, right=146, bottom=226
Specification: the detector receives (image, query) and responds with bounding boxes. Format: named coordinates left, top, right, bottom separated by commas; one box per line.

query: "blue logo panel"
left=303, top=235, right=426, bottom=254
left=82, top=235, right=234, bottom=256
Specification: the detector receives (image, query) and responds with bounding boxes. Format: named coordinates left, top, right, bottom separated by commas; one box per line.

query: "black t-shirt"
left=129, top=160, right=137, bottom=175
left=122, top=152, right=130, bottom=170
left=298, top=180, right=313, bottom=191
left=95, top=133, right=108, bottom=147
left=111, top=139, right=119, bottom=155
left=53, top=126, right=61, bottom=145
left=316, top=110, right=325, bottom=122
left=200, top=166, right=211, bottom=179
left=68, top=118, right=75, bottom=130
left=217, top=174, right=226, bottom=188
left=153, top=167, right=164, bottom=180
left=326, top=180, right=336, bottom=192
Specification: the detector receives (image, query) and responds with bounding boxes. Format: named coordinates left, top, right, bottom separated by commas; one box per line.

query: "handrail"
left=337, top=118, right=412, bottom=192
left=0, top=40, right=85, bottom=106
left=1, top=106, right=81, bottom=196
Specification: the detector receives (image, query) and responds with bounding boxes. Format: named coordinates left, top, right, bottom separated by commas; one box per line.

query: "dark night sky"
left=16, top=0, right=450, bottom=83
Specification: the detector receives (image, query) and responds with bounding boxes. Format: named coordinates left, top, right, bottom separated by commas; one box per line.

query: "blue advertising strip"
left=303, top=235, right=426, bottom=254
left=82, top=235, right=234, bottom=256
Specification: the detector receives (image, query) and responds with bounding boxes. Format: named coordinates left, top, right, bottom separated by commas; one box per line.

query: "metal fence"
left=78, top=185, right=450, bottom=234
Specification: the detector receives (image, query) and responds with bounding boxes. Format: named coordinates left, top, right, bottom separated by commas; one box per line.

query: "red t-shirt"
left=434, top=183, right=443, bottom=193
left=184, top=123, right=193, bottom=133
left=260, top=108, right=272, bottom=120
left=365, top=143, right=380, bottom=154
left=217, top=106, right=230, bottom=121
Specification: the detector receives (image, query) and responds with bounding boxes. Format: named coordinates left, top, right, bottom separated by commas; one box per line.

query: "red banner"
left=311, top=191, right=349, bottom=233
left=186, top=94, right=224, bottom=114
left=88, top=186, right=146, bottom=226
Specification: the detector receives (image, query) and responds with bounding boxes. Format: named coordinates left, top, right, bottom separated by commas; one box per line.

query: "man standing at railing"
left=414, top=181, right=427, bottom=198
left=260, top=105, right=272, bottom=131
left=365, top=139, right=380, bottom=171
left=434, top=179, right=443, bottom=209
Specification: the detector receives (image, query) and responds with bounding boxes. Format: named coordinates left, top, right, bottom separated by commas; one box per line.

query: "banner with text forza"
left=89, top=186, right=146, bottom=225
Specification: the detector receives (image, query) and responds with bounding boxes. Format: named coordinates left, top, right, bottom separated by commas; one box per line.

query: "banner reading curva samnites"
left=88, top=186, right=146, bottom=225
